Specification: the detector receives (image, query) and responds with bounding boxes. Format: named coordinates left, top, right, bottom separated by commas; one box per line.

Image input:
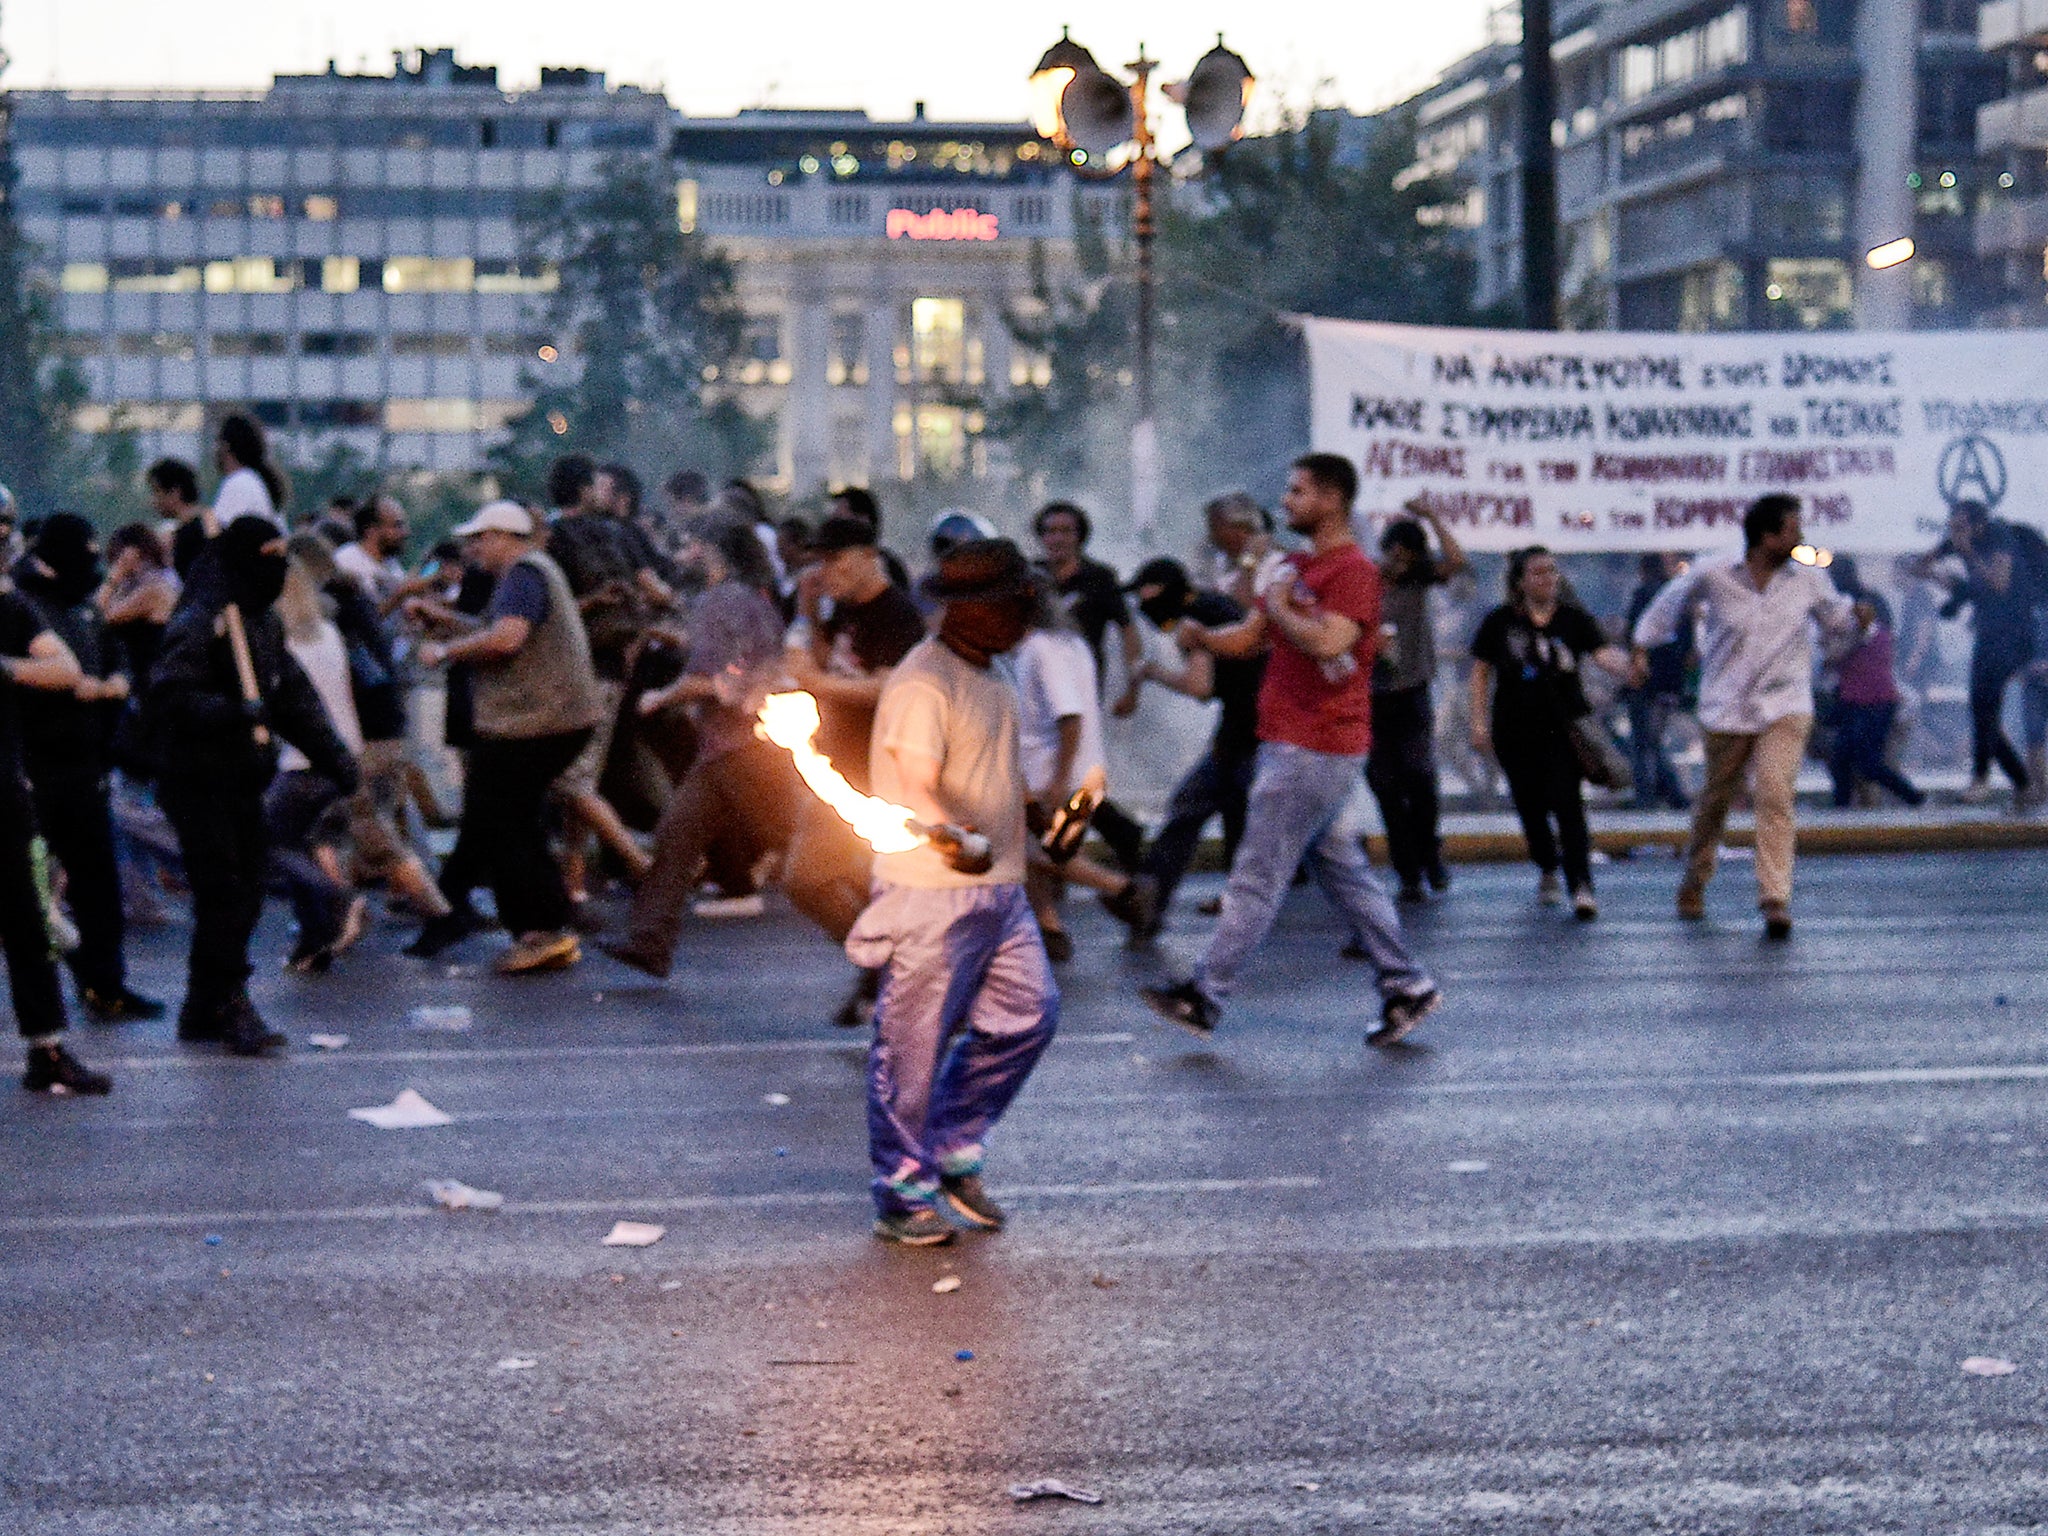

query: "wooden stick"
left=200, top=503, right=270, bottom=747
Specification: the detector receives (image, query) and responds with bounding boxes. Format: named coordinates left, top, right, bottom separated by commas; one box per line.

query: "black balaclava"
left=23, top=513, right=104, bottom=607
left=216, top=517, right=289, bottom=612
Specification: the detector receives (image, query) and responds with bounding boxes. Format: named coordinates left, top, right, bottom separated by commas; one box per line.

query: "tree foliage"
left=489, top=156, right=765, bottom=500
left=992, top=108, right=1477, bottom=528
left=0, top=110, right=91, bottom=513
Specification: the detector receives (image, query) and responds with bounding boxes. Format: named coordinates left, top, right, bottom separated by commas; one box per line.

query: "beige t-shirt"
left=869, top=636, right=1028, bottom=889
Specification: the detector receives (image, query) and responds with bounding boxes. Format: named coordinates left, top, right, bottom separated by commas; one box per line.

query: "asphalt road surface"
left=5, top=849, right=2047, bottom=1534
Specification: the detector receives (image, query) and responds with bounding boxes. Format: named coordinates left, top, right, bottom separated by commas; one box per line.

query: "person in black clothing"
left=146, top=457, right=211, bottom=582
left=1470, top=546, right=1632, bottom=920
left=1118, top=558, right=1266, bottom=934
left=1368, top=505, right=1468, bottom=902
left=147, top=518, right=359, bottom=1054
left=828, top=485, right=914, bottom=590
left=0, top=587, right=111, bottom=1093
left=782, top=514, right=930, bottom=1026
left=7, top=515, right=163, bottom=1021
left=1912, top=500, right=2037, bottom=806
left=1621, top=552, right=1692, bottom=811
left=1032, top=501, right=1144, bottom=868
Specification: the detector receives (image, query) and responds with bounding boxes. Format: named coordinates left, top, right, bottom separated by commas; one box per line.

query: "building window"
left=737, top=315, right=789, bottom=385
left=75, top=402, right=204, bottom=433
left=209, top=332, right=289, bottom=358
left=484, top=333, right=552, bottom=356
left=676, top=179, right=698, bottom=234
left=1763, top=258, right=1852, bottom=330
left=473, top=261, right=559, bottom=294
left=298, top=401, right=382, bottom=428
left=385, top=398, right=484, bottom=432
left=383, top=258, right=475, bottom=294
left=60, top=263, right=110, bottom=293
left=303, top=195, right=340, bottom=222
left=1912, top=259, right=1952, bottom=310
left=828, top=413, right=868, bottom=487
left=1619, top=8, right=1747, bottom=103
left=827, top=312, right=868, bottom=386
left=205, top=258, right=297, bottom=294
left=321, top=257, right=361, bottom=294
left=116, top=332, right=198, bottom=360
left=828, top=192, right=871, bottom=226
left=394, top=333, right=471, bottom=357
left=910, top=297, right=966, bottom=386
left=1679, top=263, right=1745, bottom=331
left=1009, top=348, right=1053, bottom=389
left=300, top=332, right=376, bottom=357
left=62, top=334, right=103, bottom=358
left=108, top=259, right=204, bottom=293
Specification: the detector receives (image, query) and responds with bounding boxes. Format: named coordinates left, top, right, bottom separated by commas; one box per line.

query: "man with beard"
left=847, top=539, right=1056, bottom=1246
left=7, top=514, right=163, bottom=1020
left=148, top=518, right=359, bottom=1053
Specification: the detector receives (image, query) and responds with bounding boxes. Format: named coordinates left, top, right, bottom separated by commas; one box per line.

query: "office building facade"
left=1402, top=0, right=2002, bottom=332
left=18, top=50, right=1102, bottom=492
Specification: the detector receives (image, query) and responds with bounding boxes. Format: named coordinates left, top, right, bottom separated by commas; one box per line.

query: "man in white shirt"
left=333, top=495, right=423, bottom=613
left=1633, top=493, right=1859, bottom=938
left=845, top=538, right=1056, bottom=1247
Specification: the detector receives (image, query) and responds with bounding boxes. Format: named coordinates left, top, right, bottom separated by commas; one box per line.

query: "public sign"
left=1305, top=317, right=2048, bottom=550
left=886, top=207, right=1000, bottom=241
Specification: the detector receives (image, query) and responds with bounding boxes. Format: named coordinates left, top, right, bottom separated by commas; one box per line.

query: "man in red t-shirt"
left=1142, top=453, right=1440, bottom=1045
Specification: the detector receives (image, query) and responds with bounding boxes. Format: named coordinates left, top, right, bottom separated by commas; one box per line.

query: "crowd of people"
left=2, top=411, right=2037, bottom=1244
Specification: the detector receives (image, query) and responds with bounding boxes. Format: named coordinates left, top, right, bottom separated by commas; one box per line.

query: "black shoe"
left=1761, top=903, right=1793, bottom=942
left=1040, top=927, right=1074, bottom=964
left=872, top=1207, right=954, bottom=1246
left=1369, top=987, right=1441, bottom=1047
left=284, top=933, right=335, bottom=975
left=221, top=999, right=287, bottom=1057
left=567, top=898, right=607, bottom=934
left=1396, top=880, right=1427, bottom=904
left=405, top=906, right=489, bottom=959
left=1426, top=862, right=1452, bottom=894
left=940, top=1173, right=1006, bottom=1231
left=1141, top=979, right=1218, bottom=1037
left=597, top=938, right=671, bottom=980
left=832, top=968, right=882, bottom=1029
left=176, top=999, right=226, bottom=1043
left=81, top=985, right=166, bottom=1023
left=1099, top=873, right=1160, bottom=940
left=22, top=1042, right=111, bottom=1095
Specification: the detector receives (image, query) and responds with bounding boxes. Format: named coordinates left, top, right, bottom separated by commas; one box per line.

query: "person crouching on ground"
left=849, top=538, right=1057, bottom=1247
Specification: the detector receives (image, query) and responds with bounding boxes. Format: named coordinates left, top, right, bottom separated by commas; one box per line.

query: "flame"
left=756, top=691, right=923, bottom=854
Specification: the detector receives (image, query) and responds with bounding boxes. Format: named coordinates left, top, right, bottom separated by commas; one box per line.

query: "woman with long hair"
left=213, top=413, right=289, bottom=525
left=1469, top=546, right=1632, bottom=920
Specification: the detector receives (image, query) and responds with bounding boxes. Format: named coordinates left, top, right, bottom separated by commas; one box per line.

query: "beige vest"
left=471, top=550, right=606, bottom=740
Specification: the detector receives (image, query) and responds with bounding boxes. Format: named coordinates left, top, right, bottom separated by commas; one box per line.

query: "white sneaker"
left=1571, top=887, right=1598, bottom=921
left=1960, top=777, right=1996, bottom=805
left=1537, top=871, right=1563, bottom=906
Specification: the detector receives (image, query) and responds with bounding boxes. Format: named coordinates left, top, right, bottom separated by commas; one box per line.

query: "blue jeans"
left=1626, top=690, right=1688, bottom=810
left=1143, top=744, right=1257, bottom=910
left=847, top=883, right=1059, bottom=1217
left=1196, top=741, right=1433, bottom=1008
left=1829, top=701, right=1923, bottom=808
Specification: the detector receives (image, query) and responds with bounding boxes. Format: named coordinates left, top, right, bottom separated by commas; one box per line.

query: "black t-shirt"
left=816, top=581, right=927, bottom=791
left=1048, top=557, right=1130, bottom=679
left=1185, top=590, right=1264, bottom=760
left=1472, top=603, right=1607, bottom=747
left=0, top=592, right=47, bottom=801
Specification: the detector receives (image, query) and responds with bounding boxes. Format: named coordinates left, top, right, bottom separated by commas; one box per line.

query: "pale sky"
left=7, top=0, right=1500, bottom=128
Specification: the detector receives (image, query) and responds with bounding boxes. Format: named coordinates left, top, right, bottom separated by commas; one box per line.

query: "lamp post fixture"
left=1030, top=30, right=1253, bottom=542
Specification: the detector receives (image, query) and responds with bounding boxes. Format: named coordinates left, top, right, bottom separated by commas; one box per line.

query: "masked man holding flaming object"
left=816, top=538, right=1057, bottom=1246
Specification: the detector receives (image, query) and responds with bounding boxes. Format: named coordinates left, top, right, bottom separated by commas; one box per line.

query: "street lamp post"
left=1030, top=31, right=1253, bottom=543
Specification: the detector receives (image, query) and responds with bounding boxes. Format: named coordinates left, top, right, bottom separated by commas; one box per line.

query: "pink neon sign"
left=886, top=207, right=1000, bottom=241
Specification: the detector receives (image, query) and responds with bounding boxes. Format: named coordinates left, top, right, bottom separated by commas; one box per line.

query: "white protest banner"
left=1305, top=317, right=2048, bottom=551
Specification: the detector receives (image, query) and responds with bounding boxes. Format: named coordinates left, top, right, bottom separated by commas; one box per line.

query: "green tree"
left=489, top=156, right=764, bottom=500
left=0, top=96, right=90, bottom=513
left=992, top=107, right=1478, bottom=527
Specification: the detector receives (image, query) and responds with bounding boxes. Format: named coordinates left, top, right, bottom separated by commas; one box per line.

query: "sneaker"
left=1396, top=879, right=1427, bottom=904
left=1099, top=873, right=1160, bottom=940
left=221, top=999, right=288, bottom=1057
left=1370, top=987, right=1441, bottom=1047
left=22, top=1042, right=111, bottom=1095
left=1537, top=870, right=1563, bottom=906
left=940, top=1173, right=1006, bottom=1231
left=80, top=985, right=166, bottom=1023
left=1761, top=902, right=1793, bottom=941
left=176, top=999, right=226, bottom=1044
left=598, top=938, right=671, bottom=981
left=1571, top=887, right=1598, bottom=922
left=1426, top=861, right=1452, bottom=894
left=691, top=893, right=766, bottom=920
left=1140, top=979, right=1218, bottom=1037
left=1675, top=885, right=1706, bottom=921
left=405, top=905, right=490, bottom=959
left=44, top=904, right=80, bottom=954
left=832, top=968, right=882, bottom=1030
left=873, top=1206, right=955, bottom=1246
left=497, top=931, right=581, bottom=975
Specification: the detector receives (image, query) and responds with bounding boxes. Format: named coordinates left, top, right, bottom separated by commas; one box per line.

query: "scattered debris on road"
left=763, top=1092, right=791, bottom=1106
left=409, top=1005, right=473, bottom=1033
left=1447, top=1159, right=1491, bottom=1174
left=348, top=1089, right=453, bottom=1129
left=955, top=1349, right=975, bottom=1361
left=306, top=1034, right=349, bottom=1050
left=425, top=1179, right=503, bottom=1212
left=1090, top=1274, right=1118, bottom=1289
left=1962, top=1356, right=2019, bottom=1377
left=600, top=1221, right=665, bottom=1247
left=1008, top=1480, right=1103, bottom=1505
left=933, top=1275, right=963, bottom=1294
left=496, top=1357, right=538, bottom=1371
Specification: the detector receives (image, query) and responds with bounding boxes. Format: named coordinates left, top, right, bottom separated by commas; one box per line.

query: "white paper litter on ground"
left=1008, top=1480, right=1103, bottom=1504
left=306, top=1034, right=349, bottom=1050
left=763, top=1092, right=791, bottom=1106
left=932, top=1275, right=963, bottom=1294
left=600, top=1221, right=666, bottom=1247
left=348, top=1089, right=453, bottom=1129
left=425, top=1179, right=503, bottom=1211
left=496, top=1357, right=538, bottom=1371
left=1446, top=1160, right=1491, bottom=1175
left=1962, top=1356, right=2019, bottom=1376
left=409, top=1005, right=473, bottom=1033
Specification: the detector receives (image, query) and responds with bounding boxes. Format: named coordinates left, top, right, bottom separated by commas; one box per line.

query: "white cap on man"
left=450, top=500, right=536, bottom=539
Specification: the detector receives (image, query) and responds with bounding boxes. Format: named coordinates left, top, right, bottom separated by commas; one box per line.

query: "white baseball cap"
left=450, top=500, right=536, bottom=539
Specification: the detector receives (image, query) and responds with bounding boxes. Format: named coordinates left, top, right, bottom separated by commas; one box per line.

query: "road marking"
left=93, top=1031, right=1137, bottom=1073
left=0, top=1174, right=1321, bottom=1236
